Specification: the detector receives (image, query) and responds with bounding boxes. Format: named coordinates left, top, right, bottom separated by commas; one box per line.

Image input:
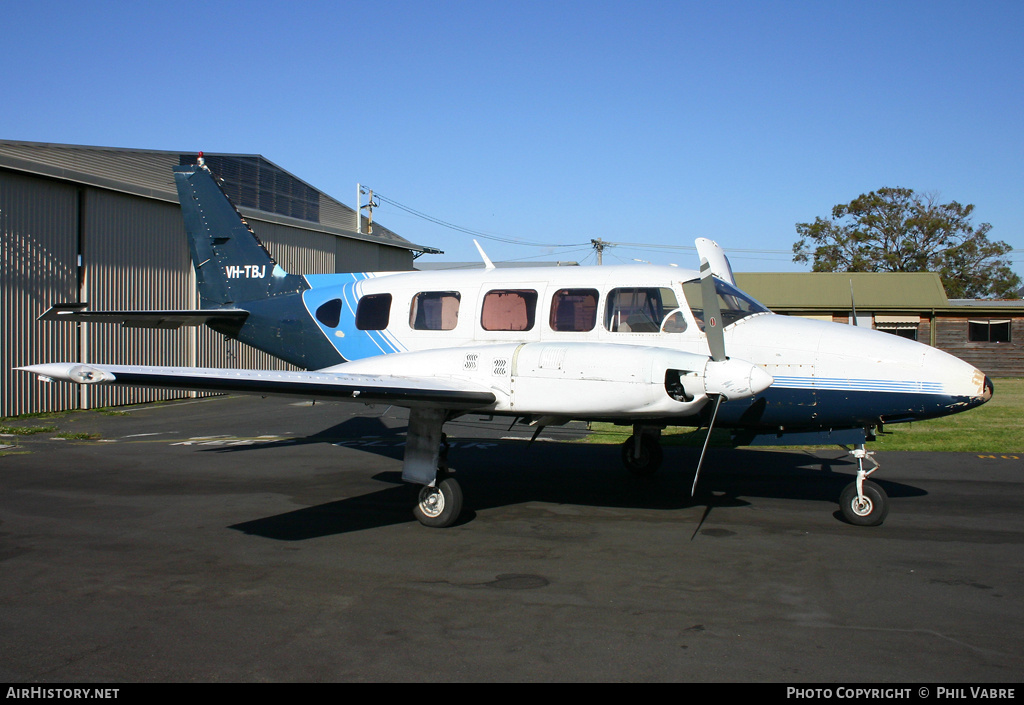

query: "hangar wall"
left=2, top=170, right=80, bottom=417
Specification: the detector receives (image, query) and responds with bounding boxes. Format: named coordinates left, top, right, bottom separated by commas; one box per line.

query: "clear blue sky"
left=3, top=0, right=1021, bottom=275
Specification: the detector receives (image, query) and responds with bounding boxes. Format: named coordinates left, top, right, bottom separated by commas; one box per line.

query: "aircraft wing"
left=18, top=363, right=497, bottom=410
left=38, top=304, right=249, bottom=330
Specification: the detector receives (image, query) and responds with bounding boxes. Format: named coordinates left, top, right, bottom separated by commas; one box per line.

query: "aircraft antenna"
left=473, top=240, right=496, bottom=270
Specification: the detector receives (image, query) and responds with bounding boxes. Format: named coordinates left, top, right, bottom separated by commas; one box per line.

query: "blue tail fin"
left=173, top=161, right=307, bottom=306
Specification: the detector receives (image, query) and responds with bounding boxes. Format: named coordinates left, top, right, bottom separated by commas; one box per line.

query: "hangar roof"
left=0, top=140, right=435, bottom=254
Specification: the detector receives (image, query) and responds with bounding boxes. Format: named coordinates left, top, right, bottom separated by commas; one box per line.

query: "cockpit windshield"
left=681, top=278, right=770, bottom=329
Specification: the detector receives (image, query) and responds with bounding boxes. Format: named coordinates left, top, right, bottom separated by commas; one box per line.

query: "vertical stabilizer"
left=174, top=161, right=307, bottom=306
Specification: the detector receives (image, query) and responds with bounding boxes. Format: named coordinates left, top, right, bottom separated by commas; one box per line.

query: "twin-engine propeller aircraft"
left=21, top=158, right=993, bottom=528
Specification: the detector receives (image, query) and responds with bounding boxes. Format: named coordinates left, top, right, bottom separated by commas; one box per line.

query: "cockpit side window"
left=605, top=287, right=679, bottom=333
left=681, top=278, right=770, bottom=329
left=410, top=291, right=461, bottom=331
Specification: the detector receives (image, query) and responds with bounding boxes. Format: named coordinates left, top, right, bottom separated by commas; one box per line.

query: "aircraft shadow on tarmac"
left=225, top=419, right=927, bottom=538
left=207, top=415, right=408, bottom=461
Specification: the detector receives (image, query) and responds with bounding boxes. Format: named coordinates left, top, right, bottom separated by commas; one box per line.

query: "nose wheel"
left=839, top=445, right=889, bottom=526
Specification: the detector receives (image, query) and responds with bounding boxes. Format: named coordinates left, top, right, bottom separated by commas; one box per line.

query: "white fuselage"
left=298, top=264, right=990, bottom=430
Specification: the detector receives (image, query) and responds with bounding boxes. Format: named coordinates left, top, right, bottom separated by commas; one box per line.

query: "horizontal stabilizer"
left=38, top=304, right=249, bottom=330
left=18, top=363, right=496, bottom=410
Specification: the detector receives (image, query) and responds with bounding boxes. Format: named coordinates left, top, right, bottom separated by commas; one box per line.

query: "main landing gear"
left=403, top=409, right=464, bottom=528
left=621, top=425, right=664, bottom=476
left=411, top=435, right=464, bottom=528
left=839, top=444, right=889, bottom=526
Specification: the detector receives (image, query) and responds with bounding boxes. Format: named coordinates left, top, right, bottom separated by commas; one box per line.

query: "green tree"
left=793, top=187, right=1020, bottom=299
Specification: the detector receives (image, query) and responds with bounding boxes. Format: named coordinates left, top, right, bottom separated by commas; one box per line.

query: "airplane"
left=20, top=156, right=994, bottom=528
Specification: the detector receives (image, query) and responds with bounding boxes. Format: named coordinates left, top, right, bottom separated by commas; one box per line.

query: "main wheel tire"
left=839, top=480, right=889, bottom=526
left=413, top=476, right=463, bottom=528
left=621, top=435, right=663, bottom=476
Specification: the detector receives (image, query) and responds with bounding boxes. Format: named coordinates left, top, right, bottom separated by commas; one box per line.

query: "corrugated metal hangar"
left=1, top=140, right=434, bottom=417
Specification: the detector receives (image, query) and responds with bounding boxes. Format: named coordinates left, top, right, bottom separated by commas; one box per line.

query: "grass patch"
left=54, top=432, right=102, bottom=440
left=583, top=378, right=1023, bottom=453
left=0, top=411, right=60, bottom=422
left=0, top=425, right=57, bottom=436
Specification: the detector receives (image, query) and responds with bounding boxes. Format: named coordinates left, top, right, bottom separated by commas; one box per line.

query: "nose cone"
left=978, top=375, right=994, bottom=405
left=921, top=347, right=992, bottom=402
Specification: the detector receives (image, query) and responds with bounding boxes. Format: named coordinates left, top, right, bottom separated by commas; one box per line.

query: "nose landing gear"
left=839, top=444, right=889, bottom=526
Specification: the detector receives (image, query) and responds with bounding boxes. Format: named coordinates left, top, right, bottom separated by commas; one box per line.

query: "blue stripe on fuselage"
left=302, top=273, right=405, bottom=362
left=771, top=375, right=944, bottom=394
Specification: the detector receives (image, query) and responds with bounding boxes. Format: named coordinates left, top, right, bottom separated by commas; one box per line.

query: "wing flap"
left=18, top=363, right=496, bottom=409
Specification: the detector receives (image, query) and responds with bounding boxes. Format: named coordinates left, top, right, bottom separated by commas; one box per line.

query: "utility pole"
left=591, top=238, right=610, bottom=265
left=357, top=184, right=377, bottom=235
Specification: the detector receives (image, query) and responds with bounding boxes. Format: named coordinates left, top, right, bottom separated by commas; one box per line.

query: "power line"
left=375, top=192, right=589, bottom=248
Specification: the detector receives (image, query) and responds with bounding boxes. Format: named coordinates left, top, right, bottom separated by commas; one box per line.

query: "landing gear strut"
left=839, top=444, right=889, bottom=526
left=621, top=426, right=663, bottom=476
left=404, top=411, right=464, bottom=528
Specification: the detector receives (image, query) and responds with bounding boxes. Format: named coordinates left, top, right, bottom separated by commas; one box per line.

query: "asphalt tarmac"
left=1, top=395, right=1021, bottom=682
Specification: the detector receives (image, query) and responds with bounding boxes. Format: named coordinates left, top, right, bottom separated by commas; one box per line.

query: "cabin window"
left=549, top=289, right=598, bottom=332
left=605, top=287, right=679, bottom=333
left=315, top=298, right=342, bottom=328
left=968, top=319, right=1011, bottom=343
left=410, top=291, right=461, bottom=331
left=355, top=293, right=392, bottom=330
left=481, top=289, right=538, bottom=331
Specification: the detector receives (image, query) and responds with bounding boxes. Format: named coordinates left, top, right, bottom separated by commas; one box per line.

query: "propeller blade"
left=695, top=238, right=737, bottom=287
left=692, top=393, right=723, bottom=497
left=700, top=258, right=727, bottom=362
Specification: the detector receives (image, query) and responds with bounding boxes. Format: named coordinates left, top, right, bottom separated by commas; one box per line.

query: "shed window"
left=356, top=294, right=392, bottom=330
left=875, top=316, right=919, bottom=341
left=968, top=319, right=1011, bottom=343
left=549, top=289, right=598, bottom=332
left=410, top=291, right=461, bottom=331
left=481, top=290, right=537, bottom=331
